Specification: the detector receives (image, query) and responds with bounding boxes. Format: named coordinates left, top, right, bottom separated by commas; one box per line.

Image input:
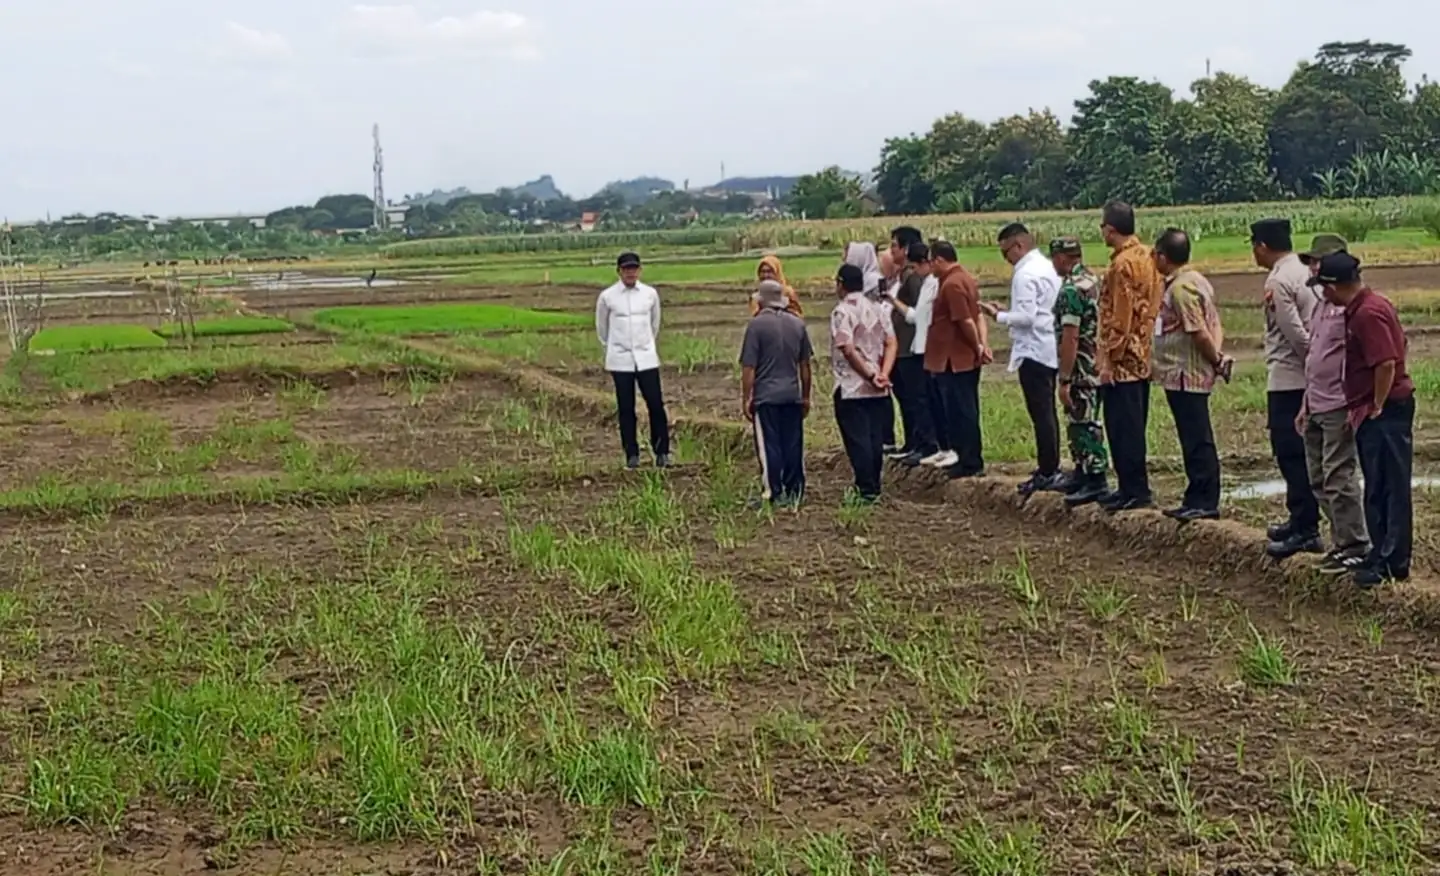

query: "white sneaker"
left=921, top=450, right=958, bottom=468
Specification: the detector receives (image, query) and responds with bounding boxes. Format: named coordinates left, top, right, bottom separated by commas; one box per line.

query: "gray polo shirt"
left=740, top=306, right=813, bottom=406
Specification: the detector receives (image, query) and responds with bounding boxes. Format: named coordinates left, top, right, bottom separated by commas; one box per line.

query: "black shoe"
left=899, top=450, right=930, bottom=468
left=882, top=444, right=899, bottom=456
left=1354, top=564, right=1391, bottom=589
left=655, top=454, right=671, bottom=468
left=947, top=466, right=984, bottom=480
left=626, top=455, right=641, bottom=469
left=886, top=446, right=912, bottom=460
left=1266, top=531, right=1323, bottom=560
left=1267, top=520, right=1295, bottom=542
left=1106, top=496, right=1156, bottom=514
left=1165, top=506, right=1220, bottom=522
left=1318, top=546, right=1369, bottom=576
left=1059, top=472, right=1084, bottom=494
left=1016, top=471, right=1041, bottom=496
left=1036, top=472, right=1069, bottom=492
left=1064, top=476, right=1110, bottom=508
left=1097, top=490, right=1127, bottom=510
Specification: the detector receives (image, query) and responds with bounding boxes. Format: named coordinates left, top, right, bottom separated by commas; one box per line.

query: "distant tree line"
left=7, top=186, right=768, bottom=262
left=790, top=41, right=1440, bottom=218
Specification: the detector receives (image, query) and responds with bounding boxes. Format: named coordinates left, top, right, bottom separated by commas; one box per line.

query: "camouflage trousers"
left=1065, top=384, right=1108, bottom=476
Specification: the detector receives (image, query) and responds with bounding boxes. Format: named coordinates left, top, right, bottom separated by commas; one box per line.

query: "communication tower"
left=372, top=124, right=388, bottom=231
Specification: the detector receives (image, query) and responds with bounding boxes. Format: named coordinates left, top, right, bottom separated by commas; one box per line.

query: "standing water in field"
left=1226, top=474, right=1440, bottom=500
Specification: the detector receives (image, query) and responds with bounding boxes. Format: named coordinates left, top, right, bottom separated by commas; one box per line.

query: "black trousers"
left=754, top=402, right=806, bottom=502
left=881, top=396, right=896, bottom=448
left=610, top=368, right=670, bottom=459
left=834, top=391, right=888, bottom=499
left=1102, top=380, right=1151, bottom=501
left=1268, top=389, right=1320, bottom=534
left=1018, top=359, right=1061, bottom=475
left=928, top=371, right=950, bottom=451
left=1165, top=389, right=1221, bottom=512
left=933, top=369, right=984, bottom=475
left=1356, top=396, right=1414, bottom=575
left=892, top=356, right=938, bottom=456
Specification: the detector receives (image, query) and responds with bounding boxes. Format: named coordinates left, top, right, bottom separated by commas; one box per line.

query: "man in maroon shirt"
left=1307, top=252, right=1415, bottom=588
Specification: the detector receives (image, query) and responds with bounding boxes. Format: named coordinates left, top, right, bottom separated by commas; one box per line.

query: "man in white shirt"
left=596, top=251, right=671, bottom=469
left=981, top=223, right=1064, bottom=495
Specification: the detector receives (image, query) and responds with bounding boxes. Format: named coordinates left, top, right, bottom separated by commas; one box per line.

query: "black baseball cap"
left=1306, top=251, right=1362, bottom=286
left=837, top=263, right=864, bottom=292
left=616, top=251, right=641, bottom=269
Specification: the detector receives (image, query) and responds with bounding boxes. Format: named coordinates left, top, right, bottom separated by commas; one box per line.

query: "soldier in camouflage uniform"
left=1049, top=237, right=1111, bottom=506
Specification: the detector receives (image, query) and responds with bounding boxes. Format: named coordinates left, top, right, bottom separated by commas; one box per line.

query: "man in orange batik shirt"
left=1097, top=201, right=1164, bottom=513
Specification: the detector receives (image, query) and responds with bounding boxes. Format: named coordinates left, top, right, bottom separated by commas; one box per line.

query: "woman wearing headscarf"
left=844, top=241, right=886, bottom=299
left=844, top=240, right=897, bottom=451
left=751, top=255, right=804, bottom=317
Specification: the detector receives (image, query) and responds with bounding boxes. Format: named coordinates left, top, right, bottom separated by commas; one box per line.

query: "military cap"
left=1049, top=236, right=1083, bottom=256
left=1298, top=234, right=1348, bottom=264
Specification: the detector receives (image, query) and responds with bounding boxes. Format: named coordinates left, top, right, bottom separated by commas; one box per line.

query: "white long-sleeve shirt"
left=902, top=275, right=939, bottom=355
left=996, top=248, right=1060, bottom=370
left=596, top=280, right=662, bottom=372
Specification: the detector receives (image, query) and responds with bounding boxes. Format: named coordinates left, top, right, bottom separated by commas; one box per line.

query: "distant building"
left=579, top=212, right=600, bottom=232
left=384, top=204, right=410, bottom=227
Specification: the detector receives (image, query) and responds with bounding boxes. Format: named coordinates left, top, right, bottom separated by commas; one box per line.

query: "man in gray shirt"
left=741, top=280, right=814, bottom=507
left=1252, top=218, right=1323, bottom=558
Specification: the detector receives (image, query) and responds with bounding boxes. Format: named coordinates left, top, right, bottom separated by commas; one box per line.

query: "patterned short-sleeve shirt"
left=830, top=292, right=894, bottom=399
left=1152, top=269, right=1223, bottom=393
left=1052, top=264, right=1101, bottom=387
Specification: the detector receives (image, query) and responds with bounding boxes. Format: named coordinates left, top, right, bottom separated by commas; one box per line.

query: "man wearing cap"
left=1251, top=219, right=1322, bottom=558
left=1307, top=252, right=1415, bottom=588
left=1049, top=236, right=1111, bottom=507
left=1294, top=234, right=1371, bottom=575
left=741, top=279, right=814, bottom=507
left=596, top=251, right=671, bottom=469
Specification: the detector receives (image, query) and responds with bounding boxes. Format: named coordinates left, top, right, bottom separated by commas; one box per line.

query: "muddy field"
left=0, top=268, right=1438, bottom=874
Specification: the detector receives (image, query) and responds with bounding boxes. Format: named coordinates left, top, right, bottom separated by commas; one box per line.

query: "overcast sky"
left=1, top=1, right=1434, bottom=220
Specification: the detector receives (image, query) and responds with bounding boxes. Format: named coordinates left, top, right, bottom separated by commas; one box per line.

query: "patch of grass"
left=29, top=325, right=166, bottom=354
left=1287, top=758, right=1427, bottom=874
left=1, top=343, right=449, bottom=398
left=1239, top=624, right=1297, bottom=687
left=156, top=316, right=295, bottom=338
left=313, top=303, right=588, bottom=336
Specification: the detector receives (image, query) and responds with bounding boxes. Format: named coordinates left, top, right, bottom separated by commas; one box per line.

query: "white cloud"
left=345, top=5, right=539, bottom=61
left=223, top=21, right=291, bottom=58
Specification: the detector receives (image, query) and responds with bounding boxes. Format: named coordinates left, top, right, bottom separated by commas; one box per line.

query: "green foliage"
left=155, top=317, right=295, bottom=339
left=29, top=325, right=167, bottom=354
left=384, top=228, right=732, bottom=259
left=1333, top=210, right=1377, bottom=242
left=313, top=304, right=588, bottom=336
left=868, top=41, right=1438, bottom=214
left=787, top=167, right=867, bottom=219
